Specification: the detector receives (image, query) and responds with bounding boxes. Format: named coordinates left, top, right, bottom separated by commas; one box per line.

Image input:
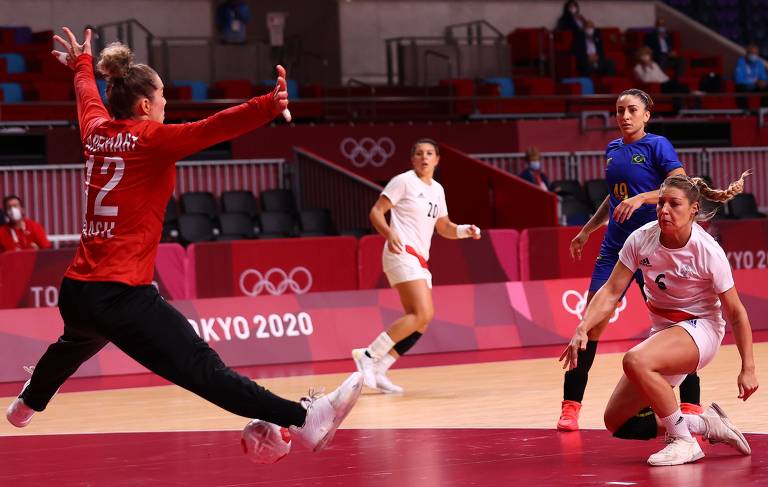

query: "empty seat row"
left=162, top=189, right=338, bottom=244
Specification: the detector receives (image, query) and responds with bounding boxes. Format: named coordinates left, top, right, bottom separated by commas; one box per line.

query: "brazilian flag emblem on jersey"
left=632, top=154, right=646, bottom=164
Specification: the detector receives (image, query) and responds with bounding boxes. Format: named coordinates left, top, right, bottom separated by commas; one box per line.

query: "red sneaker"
left=680, top=402, right=704, bottom=415
left=557, top=400, right=582, bottom=431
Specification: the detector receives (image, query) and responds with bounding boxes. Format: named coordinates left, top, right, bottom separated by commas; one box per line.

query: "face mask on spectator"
left=747, top=53, right=759, bottom=62
left=7, top=207, right=22, bottom=222
left=585, top=28, right=595, bottom=36
left=530, top=161, right=541, bottom=171
left=657, top=26, right=666, bottom=35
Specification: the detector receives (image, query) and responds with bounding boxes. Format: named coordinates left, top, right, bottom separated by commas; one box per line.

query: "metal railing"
left=293, top=147, right=383, bottom=233
left=0, top=159, right=285, bottom=239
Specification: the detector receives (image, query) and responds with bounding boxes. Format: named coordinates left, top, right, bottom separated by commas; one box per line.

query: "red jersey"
left=0, top=218, right=51, bottom=251
left=65, top=54, right=280, bottom=285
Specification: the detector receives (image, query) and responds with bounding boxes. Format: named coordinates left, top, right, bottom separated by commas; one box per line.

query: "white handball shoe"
left=701, top=403, right=751, bottom=455
left=6, top=380, right=35, bottom=428
left=351, top=348, right=377, bottom=389
left=289, top=372, right=363, bottom=452
left=374, top=372, right=404, bottom=394
left=647, top=436, right=704, bottom=466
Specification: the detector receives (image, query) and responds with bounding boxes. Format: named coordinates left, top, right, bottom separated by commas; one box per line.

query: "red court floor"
left=1, top=428, right=764, bottom=486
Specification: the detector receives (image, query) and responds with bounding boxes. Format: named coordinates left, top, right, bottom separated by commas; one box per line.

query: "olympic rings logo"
left=562, top=289, right=626, bottom=323
left=238, top=267, right=313, bottom=296
left=339, top=137, right=396, bottom=167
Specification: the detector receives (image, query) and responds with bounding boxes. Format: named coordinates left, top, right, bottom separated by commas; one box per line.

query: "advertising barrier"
left=0, top=244, right=188, bottom=309
left=189, top=237, right=359, bottom=299
left=1, top=269, right=765, bottom=383
left=358, top=230, right=520, bottom=289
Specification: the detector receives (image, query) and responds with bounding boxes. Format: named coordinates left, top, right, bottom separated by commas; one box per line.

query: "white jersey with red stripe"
left=618, top=220, right=734, bottom=331
left=381, top=170, right=447, bottom=269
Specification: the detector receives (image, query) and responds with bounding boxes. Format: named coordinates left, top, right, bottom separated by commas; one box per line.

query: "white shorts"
left=650, top=318, right=724, bottom=387
left=382, top=249, right=433, bottom=288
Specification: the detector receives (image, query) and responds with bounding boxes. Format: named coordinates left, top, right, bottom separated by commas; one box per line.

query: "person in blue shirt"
left=734, top=43, right=767, bottom=110
left=734, top=43, right=767, bottom=91
left=556, top=88, right=703, bottom=431
left=216, top=0, right=251, bottom=45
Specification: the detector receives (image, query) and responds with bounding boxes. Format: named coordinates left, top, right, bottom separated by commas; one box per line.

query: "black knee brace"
left=613, top=407, right=657, bottom=440
left=393, top=331, right=423, bottom=355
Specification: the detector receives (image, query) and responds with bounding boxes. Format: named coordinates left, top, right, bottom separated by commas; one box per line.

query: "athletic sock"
left=660, top=409, right=693, bottom=439
left=563, top=340, right=598, bottom=402
left=366, top=332, right=395, bottom=360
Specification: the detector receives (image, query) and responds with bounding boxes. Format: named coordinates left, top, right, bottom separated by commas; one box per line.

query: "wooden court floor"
left=2, top=341, right=766, bottom=436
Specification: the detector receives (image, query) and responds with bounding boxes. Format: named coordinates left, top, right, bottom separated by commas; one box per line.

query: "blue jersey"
left=602, top=133, right=682, bottom=251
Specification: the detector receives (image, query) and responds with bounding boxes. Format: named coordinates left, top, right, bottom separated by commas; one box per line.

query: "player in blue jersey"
left=556, top=88, right=703, bottom=431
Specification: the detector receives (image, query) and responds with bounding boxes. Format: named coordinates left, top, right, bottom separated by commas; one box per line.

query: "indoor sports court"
left=3, top=0, right=768, bottom=485
left=1, top=337, right=767, bottom=485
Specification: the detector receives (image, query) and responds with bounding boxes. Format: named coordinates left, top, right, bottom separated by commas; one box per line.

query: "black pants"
left=21, top=278, right=306, bottom=428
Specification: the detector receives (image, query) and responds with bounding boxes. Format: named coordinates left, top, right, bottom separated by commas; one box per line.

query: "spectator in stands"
left=645, top=17, right=684, bottom=76
left=519, top=147, right=551, bottom=191
left=0, top=195, right=51, bottom=252
left=216, top=0, right=251, bottom=44
left=573, top=20, right=615, bottom=76
left=633, top=46, right=689, bottom=99
left=734, top=43, right=768, bottom=110
left=557, top=0, right=585, bottom=33
left=7, top=27, right=363, bottom=457
left=734, top=43, right=767, bottom=93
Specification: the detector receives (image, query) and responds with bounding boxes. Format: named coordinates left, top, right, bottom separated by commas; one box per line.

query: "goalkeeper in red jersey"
left=5, top=27, right=362, bottom=455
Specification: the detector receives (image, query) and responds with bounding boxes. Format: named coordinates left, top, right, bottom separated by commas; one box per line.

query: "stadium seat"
left=180, top=191, right=219, bottom=221
left=483, top=77, right=514, bottom=97
left=300, top=208, right=337, bottom=236
left=208, top=79, right=253, bottom=99
left=177, top=214, right=216, bottom=245
left=258, top=211, right=296, bottom=239
left=0, top=82, right=22, bottom=102
left=162, top=197, right=179, bottom=242
left=220, top=190, right=259, bottom=220
left=726, top=193, right=766, bottom=219
left=172, top=80, right=209, bottom=101
left=584, top=179, right=609, bottom=210
left=551, top=179, right=585, bottom=200
left=218, top=212, right=258, bottom=240
left=561, top=198, right=593, bottom=226
left=0, top=53, right=25, bottom=73
left=260, top=188, right=296, bottom=213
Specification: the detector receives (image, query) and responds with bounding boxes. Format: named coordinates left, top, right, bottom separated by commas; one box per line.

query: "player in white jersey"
left=561, top=171, right=758, bottom=466
left=352, top=139, right=481, bottom=393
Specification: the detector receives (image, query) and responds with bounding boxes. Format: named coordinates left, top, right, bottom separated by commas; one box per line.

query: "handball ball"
left=241, top=419, right=292, bottom=464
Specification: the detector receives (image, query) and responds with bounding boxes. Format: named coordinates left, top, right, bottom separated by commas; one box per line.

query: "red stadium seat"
left=208, top=79, right=253, bottom=99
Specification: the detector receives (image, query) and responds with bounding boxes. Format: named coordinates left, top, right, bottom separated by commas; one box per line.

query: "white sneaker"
left=289, top=372, right=363, bottom=452
left=647, top=436, right=704, bottom=466
left=374, top=372, right=404, bottom=394
left=351, top=348, right=377, bottom=389
left=701, top=403, right=751, bottom=455
left=6, top=380, right=34, bottom=428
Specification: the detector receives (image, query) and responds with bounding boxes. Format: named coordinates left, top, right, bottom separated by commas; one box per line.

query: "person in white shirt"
left=634, top=46, right=670, bottom=84
left=561, top=171, right=758, bottom=466
left=352, top=139, right=481, bottom=393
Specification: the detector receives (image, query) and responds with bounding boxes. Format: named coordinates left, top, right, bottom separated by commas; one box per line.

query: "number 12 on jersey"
left=85, top=155, right=125, bottom=217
